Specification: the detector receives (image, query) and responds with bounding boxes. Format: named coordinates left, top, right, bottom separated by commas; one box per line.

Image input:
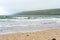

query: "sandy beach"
left=0, top=29, right=60, bottom=40
left=0, top=19, right=60, bottom=40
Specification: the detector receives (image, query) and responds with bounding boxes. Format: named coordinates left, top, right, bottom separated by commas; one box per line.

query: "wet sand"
left=0, top=29, right=60, bottom=40
left=0, top=19, right=60, bottom=40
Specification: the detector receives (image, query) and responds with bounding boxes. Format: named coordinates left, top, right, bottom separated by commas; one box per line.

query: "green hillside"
left=0, top=8, right=60, bottom=19
left=15, top=8, right=60, bottom=15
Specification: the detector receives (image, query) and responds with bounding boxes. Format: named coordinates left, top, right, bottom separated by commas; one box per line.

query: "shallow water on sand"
left=0, top=18, right=60, bottom=34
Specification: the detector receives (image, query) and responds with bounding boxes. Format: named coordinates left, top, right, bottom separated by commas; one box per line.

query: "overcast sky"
left=0, top=0, right=60, bottom=15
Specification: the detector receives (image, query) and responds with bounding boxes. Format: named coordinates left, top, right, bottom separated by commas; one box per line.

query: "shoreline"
left=0, top=28, right=60, bottom=35
left=0, top=29, right=60, bottom=40
left=0, top=19, right=60, bottom=34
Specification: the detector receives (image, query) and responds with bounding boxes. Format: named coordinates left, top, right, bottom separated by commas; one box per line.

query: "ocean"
left=0, top=15, right=60, bottom=34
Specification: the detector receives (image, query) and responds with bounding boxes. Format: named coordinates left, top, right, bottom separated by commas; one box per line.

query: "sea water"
left=0, top=15, right=60, bottom=34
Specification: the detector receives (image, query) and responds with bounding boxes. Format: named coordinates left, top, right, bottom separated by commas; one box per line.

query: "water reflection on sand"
left=0, top=18, right=60, bottom=34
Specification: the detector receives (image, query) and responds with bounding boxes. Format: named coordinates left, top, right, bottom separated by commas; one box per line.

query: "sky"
left=0, top=0, right=60, bottom=15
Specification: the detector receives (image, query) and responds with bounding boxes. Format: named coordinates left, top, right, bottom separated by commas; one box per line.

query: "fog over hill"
left=15, top=8, right=60, bottom=15
left=0, top=8, right=60, bottom=19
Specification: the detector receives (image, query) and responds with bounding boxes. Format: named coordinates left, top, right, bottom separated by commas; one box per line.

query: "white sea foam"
left=0, top=18, right=60, bottom=34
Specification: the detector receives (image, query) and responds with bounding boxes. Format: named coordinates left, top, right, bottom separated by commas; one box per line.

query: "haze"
left=0, top=0, right=60, bottom=15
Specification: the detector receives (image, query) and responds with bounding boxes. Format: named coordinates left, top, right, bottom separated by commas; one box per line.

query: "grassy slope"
left=16, top=8, right=60, bottom=15
left=0, top=8, right=60, bottom=19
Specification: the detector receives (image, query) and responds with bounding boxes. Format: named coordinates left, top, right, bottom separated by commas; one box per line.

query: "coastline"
left=0, top=19, right=60, bottom=34
left=0, top=29, right=60, bottom=40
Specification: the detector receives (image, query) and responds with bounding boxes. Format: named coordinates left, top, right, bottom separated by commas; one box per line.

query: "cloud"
left=0, top=0, right=60, bottom=15
left=15, top=0, right=60, bottom=11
